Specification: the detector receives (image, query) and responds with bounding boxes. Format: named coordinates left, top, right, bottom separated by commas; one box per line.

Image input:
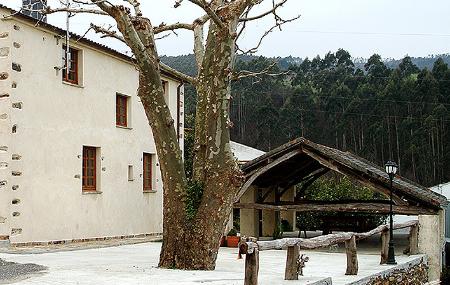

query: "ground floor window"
left=82, top=146, right=97, bottom=192
left=143, top=153, right=153, bottom=192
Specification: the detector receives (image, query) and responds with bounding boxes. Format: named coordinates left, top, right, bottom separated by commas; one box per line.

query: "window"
left=62, top=46, right=79, bottom=84
left=128, top=165, right=134, bottom=181
left=116, top=94, right=128, bottom=127
left=82, top=146, right=97, bottom=192
left=143, top=153, right=153, bottom=192
left=162, top=80, right=168, bottom=102
left=162, top=80, right=167, bottom=94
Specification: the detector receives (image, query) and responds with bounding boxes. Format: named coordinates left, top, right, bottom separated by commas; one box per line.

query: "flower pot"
left=220, top=236, right=226, bottom=247
left=226, top=236, right=240, bottom=248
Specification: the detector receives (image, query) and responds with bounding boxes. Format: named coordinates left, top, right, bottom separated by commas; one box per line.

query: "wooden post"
left=245, top=248, right=259, bottom=285
left=409, top=224, right=419, bottom=255
left=285, top=245, right=300, bottom=280
left=345, top=235, right=358, bottom=275
left=380, top=229, right=389, bottom=264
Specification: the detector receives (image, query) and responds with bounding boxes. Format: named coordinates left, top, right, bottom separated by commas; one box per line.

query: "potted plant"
left=226, top=228, right=240, bottom=248
left=219, top=235, right=226, bottom=247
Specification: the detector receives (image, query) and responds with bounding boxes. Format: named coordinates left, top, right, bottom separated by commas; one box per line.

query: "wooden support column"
left=244, top=248, right=259, bottom=285
left=240, top=186, right=259, bottom=238
left=274, top=187, right=281, bottom=238
left=409, top=224, right=419, bottom=255
left=285, top=245, right=300, bottom=280
left=345, top=235, right=358, bottom=275
left=380, top=229, right=389, bottom=264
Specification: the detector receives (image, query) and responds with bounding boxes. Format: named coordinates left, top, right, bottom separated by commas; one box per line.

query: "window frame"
left=62, top=45, right=79, bottom=85
left=116, top=94, right=128, bottom=127
left=82, top=146, right=97, bottom=192
left=143, top=153, right=153, bottom=192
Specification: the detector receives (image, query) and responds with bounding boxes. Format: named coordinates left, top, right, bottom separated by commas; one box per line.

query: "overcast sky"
left=6, top=0, right=450, bottom=59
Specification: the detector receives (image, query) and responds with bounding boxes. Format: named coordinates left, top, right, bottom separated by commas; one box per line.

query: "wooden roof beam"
left=235, top=149, right=302, bottom=202
left=234, top=202, right=438, bottom=216
left=302, top=148, right=408, bottom=206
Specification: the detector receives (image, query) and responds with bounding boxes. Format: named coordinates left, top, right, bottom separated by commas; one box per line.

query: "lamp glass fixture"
left=385, top=161, right=398, bottom=175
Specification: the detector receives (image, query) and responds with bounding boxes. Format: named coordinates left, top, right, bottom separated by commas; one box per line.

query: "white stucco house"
left=0, top=3, right=185, bottom=245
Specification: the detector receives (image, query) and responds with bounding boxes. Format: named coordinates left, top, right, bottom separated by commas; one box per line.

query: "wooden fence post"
left=409, top=224, right=419, bottom=255
left=245, top=248, right=259, bottom=285
left=345, top=235, right=358, bottom=275
left=380, top=229, right=389, bottom=264
left=285, top=245, right=300, bottom=280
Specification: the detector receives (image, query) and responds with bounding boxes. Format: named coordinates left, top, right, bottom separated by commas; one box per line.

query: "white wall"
left=418, top=211, right=445, bottom=281
left=0, top=10, right=184, bottom=244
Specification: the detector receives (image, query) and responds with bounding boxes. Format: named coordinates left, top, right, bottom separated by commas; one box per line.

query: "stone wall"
left=0, top=16, right=12, bottom=240
left=349, top=256, right=428, bottom=285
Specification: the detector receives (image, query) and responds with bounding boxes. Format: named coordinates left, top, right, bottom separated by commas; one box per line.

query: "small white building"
left=0, top=3, right=184, bottom=245
left=394, top=182, right=450, bottom=235
left=431, top=182, right=450, bottom=238
left=431, top=182, right=450, bottom=200
left=230, top=141, right=265, bottom=164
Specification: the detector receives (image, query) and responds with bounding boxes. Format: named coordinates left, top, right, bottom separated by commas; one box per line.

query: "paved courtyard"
left=0, top=241, right=421, bottom=285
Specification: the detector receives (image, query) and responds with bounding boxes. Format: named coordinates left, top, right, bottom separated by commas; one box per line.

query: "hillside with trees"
left=171, top=50, right=450, bottom=187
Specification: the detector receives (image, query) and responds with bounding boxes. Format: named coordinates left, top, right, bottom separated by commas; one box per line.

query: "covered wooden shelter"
left=234, top=137, right=447, bottom=238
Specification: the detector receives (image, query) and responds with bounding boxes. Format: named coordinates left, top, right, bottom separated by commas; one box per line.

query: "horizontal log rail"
left=234, top=202, right=437, bottom=215
left=241, top=220, right=420, bottom=285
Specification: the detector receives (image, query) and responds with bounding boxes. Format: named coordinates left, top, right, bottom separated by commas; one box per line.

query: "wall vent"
left=12, top=63, right=22, bottom=72
left=12, top=102, right=23, bottom=109
left=0, top=72, right=9, bottom=80
left=11, top=228, right=22, bottom=235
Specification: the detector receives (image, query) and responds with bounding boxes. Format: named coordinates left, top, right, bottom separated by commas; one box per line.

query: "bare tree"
left=32, top=0, right=298, bottom=270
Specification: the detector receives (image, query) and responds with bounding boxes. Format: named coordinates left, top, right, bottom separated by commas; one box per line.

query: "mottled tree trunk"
left=159, top=14, right=243, bottom=270
left=82, top=0, right=281, bottom=271
left=104, top=8, right=191, bottom=269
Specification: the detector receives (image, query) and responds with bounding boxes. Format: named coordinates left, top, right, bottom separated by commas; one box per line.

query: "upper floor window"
left=82, top=146, right=98, bottom=192
left=116, top=94, right=129, bottom=127
left=162, top=80, right=167, bottom=94
left=143, top=153, right=153, bottom=192
left=62, top=46, right=79, bottom=84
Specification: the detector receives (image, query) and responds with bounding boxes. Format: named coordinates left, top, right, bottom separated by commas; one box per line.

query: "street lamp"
left=385, top=160, right=398, bottom=265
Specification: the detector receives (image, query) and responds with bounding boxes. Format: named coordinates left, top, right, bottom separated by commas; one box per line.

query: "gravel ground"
left=0, top=259, right=46, bottom=283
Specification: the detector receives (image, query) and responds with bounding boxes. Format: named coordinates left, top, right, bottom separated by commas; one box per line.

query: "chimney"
left=21, top=0, right=47, bottom=23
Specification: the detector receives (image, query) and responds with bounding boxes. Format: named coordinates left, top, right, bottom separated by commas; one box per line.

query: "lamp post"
left=385, top=160, right=398, bottom=265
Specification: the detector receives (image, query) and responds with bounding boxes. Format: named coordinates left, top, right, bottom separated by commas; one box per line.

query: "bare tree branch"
left=90, top=23, right=126, bottom=43
left=154, top=22, right=194, bottom=34
left=193, top=23, right=205, bottom=71
left=233, top=61, right=289, bottom=81
left=72, top=0, right=112, bottom=5
left=122, top=0, right=142, bottom=16
left=41, top=6, right=108, bottom=15
left=239, top=0, right=288, bottom=22
left=237, top=14, right=299, bottom=54
left=155, top=33, right=172, bottom=41
left=187, top=0, right=225, bottom=29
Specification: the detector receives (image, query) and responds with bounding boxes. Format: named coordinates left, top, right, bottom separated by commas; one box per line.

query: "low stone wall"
left=349, top=256, right=428, bottom=285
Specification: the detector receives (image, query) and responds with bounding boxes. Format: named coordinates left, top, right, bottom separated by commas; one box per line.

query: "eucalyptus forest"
left=169, top=50, right=450, bottom=187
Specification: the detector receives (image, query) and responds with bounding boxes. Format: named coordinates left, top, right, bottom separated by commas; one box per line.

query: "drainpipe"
left=176, top=82, right=184, bottom=143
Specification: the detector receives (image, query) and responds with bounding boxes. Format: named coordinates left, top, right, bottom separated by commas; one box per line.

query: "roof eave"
left=0, top=4, right=185, bottom=83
